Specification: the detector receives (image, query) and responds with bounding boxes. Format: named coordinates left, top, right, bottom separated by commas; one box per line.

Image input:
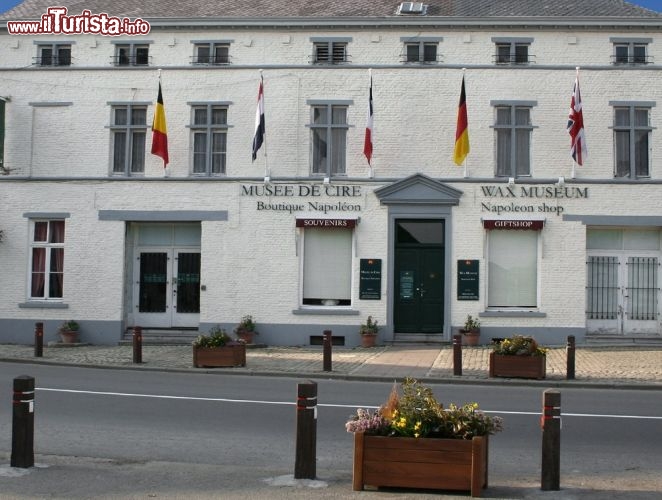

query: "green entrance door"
left=394, top=220, right=444, bottom=333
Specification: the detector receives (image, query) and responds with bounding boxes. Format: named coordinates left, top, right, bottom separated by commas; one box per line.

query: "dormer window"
left=311, top=37, right=351, bottom=64
left=397, top=2, right=428, bottom=15
left=35, top=43, right=72, bottom=66
left=192, top=41, right=232, bottom=65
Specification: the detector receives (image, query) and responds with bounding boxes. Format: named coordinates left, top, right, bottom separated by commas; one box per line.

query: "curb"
left=2, top=356, right=661, bottom=391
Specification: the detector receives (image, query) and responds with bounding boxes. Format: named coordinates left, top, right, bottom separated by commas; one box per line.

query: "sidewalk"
left=1, top=343, right=661, bottom=387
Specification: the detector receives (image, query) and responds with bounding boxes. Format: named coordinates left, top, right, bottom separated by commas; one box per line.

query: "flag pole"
left=571, top=66, right=579, bottom=179
left=462, top=68, right=468, bottom=179
left=368, top=68, right=373, bottom=179
left=260, top=70, right=270, bottom=181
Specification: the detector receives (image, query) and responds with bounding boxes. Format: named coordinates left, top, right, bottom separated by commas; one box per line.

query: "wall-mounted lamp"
left=557, top=176, right=565, bottom=186
left=508, top=177, right=515, bottom=186
left=323, top=177, right=330, bottom=185
left=263, top=176, right=270, bottom=184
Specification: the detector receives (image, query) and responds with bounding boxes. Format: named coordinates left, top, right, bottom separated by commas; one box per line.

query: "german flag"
left=151, top=82, right=169, bottom=167
left=453, top=76, right=469, bottom=166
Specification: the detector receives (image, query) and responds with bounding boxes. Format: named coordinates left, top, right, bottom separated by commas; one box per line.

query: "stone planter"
left=489, top=352, right=546, bottom=379
left=352, top=433, right=488, bottom=497
left=193, top=343, right=246, bottom=368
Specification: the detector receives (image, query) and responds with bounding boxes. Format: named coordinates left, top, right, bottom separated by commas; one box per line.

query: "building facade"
left=1, top=0, right=662, bottom=346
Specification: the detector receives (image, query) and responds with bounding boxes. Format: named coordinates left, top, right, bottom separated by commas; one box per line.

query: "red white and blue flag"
left=252, top=75, right=265, bottom=161
left=363, top=75, right=373, bottom=166
left=567, top=72, right=587, bottom=166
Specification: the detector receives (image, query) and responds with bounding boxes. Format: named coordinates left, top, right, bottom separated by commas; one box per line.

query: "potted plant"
left=192, top=326, right=246, bottom=368
left=489, top=334, right=548, bottom=379
left=58, top=320, right=79, bottom=344
left=359, top=316, right=379, bottom=347
left=234, top=315, right=258, bottom=344
left=460, top=314, right=481, bottom=346
left=347, top=378, right=503, bottom=497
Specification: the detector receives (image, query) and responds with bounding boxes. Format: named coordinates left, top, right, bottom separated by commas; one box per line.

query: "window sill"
left=19, top=301, right=69, bottom=309
left=479, top=310, right=545, bottom=318
left=293, top=307, right=359, bottom=316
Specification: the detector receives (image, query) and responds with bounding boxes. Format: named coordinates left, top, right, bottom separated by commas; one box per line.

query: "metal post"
left=34, top=322, right=43, bottom=358
left=322, top=330, right=332, bottom=372
left=541, top=389, right=561, bottom=491
left=453, top=334, right=462, bottom=376
left=11, top=375, right=35, bottom=468
left=566, top=335, right=576, bottom=380
left=295, top=381, right=317, bottom=479
left=133, top=326, right=142, bottom=364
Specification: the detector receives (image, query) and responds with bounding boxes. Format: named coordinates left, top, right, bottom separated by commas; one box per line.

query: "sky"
left=1, top=0, right=661, bottom=14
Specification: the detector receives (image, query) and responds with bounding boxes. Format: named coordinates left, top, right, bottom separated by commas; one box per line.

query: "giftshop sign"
left=240, top=183, right=364, bottom=214
left=479, top=185, right=588, bottom=216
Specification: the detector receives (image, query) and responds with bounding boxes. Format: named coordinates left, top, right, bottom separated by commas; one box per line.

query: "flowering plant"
left=346, top=378, right=503, bottom=439
left=461, top=314, right=480, bottom=334
left=193, top=326, right=238, bottom=348
left=492, top=335, right=548, bottom=357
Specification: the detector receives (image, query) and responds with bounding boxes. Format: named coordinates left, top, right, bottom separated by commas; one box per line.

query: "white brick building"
left=1, top=0, right=661, bottom=345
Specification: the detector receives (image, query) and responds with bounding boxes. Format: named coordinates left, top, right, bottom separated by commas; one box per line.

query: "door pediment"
left=374, top=173, right=463, bottom=206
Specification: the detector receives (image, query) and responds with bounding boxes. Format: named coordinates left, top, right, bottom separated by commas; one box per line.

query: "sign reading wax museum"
left=359, top=259, right=382, bottom=300
left=241, top=183, right=364, bottom=215
left=457, top=259, right=479, bottom=301
left=479, top=185, right=589, bottom=217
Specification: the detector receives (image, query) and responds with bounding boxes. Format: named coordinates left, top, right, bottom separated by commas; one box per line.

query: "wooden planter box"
left=193, top=343, right=246, bottom=368
left=489, top=352, right=546, bottom=379
left=353, top=433, right=488, bottom=497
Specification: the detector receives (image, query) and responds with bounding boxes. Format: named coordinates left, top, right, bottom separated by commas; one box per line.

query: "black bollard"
left=11, top=375, right=35, bottom=468
left=566, top=335, right=576, bottom=380
left=34, top=322, right=43, bottom=358
left=322, top=330, right=332, bottom=372
left=541, top=389, right=561, bottom=491
left=133, top=326, right=142, bottom=364
left=453, top=334, right=462, bottom=376
left=295, top=381, right=318, bottom=479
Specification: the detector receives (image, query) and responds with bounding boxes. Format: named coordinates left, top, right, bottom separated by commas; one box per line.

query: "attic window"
left=398, top=2, right=427, bottom=15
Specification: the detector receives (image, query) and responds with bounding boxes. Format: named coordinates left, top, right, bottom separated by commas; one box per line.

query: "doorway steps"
left=388, top=334, right=449, bottom=344
left=585, top=334, right=662, bottom=346
left=119, top=328, right=199, bottom=346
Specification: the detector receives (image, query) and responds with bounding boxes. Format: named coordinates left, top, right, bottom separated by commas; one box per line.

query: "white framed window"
left=189, top=103, right=230, bottom=175
left=493, top=38, right=533, bottom=65
left=308, top=101, right=351, bottom=177
left=402, top=37, right=441, bottom=63
left=110, top=104, right=147, bottom=175
left=35, top=43, right=71, bottom=66
left=29, top=220, right=65, bottom=299
left=113, top=43, right=150, bottom=66
left=311, top=37, right=351, bottom=64
left=302, top=227, right=353, bottom=306
left=487, top=229, right=538, bottom=308
left=192, top=42, right=231, bottom=65
left=492, top=101, right=536, bottom=178
left=611, top=38, right=651, bottom=65
left=611, top=102, right=653, bottom=178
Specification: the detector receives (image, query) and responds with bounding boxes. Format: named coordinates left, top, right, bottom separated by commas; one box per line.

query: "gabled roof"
left=375, top=174, right=463, bottom=206
left=2, top=0, right=661, bottom=22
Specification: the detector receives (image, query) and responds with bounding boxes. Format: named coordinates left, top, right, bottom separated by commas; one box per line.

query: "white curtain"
left=488, top=230, right=537, bottom=307
left=303, top=228, right=352, bottom=302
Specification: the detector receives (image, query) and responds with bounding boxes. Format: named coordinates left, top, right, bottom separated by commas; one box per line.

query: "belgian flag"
left=151, top=82, right=169, bottom=167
